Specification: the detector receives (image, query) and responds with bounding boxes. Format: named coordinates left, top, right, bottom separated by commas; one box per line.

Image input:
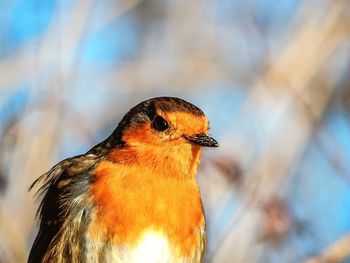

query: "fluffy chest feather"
left=89, top=160, right=206, bottom=262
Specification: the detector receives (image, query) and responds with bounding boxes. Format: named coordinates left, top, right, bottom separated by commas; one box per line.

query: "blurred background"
left=1, top=0, right=350, bottom=262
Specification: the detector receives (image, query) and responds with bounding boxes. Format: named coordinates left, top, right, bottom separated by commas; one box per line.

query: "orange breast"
left=90, top=160, right=205, bottom=258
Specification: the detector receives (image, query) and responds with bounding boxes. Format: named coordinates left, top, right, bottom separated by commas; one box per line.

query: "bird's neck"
left=107, top=144, right=202, bottom=179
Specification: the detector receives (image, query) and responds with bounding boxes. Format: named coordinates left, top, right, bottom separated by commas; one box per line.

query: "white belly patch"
left=105, top=230, right=179, bottom=263
left=86, top=228, right=202, bottom=263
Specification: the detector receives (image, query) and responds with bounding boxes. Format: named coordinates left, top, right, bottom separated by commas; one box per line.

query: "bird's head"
left=106, top=97, right=218, bottom=178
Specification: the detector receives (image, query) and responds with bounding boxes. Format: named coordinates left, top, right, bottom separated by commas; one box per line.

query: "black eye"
left=152, top=115, right=169, bottom=131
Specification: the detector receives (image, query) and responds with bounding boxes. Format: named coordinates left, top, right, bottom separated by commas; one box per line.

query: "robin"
left=28, top=97, right=218, bottom=263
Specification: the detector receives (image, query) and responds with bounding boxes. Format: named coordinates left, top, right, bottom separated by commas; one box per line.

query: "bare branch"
left=304, top=234, right=350, bottom=263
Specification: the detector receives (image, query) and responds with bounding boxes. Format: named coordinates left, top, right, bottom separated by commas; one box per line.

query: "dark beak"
left=184, top=133, right=219, bottom=147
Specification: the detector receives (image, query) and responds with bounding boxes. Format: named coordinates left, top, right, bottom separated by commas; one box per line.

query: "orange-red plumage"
left=91, top=160, right=204, bottom=257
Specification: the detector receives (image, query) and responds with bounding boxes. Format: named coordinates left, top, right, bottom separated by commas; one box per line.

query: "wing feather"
left=28, top=154, right=99, bottom=263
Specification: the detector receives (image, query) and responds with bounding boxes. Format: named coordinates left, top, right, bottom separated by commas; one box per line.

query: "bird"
left=28, top=96, right=218, bottom=263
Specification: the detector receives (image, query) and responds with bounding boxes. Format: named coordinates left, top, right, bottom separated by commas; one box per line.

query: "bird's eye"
left=152, top=115, right=169, bottom=131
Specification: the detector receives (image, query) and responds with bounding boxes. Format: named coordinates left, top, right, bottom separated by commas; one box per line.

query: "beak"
left=184, top=133, right=219, bottom=147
